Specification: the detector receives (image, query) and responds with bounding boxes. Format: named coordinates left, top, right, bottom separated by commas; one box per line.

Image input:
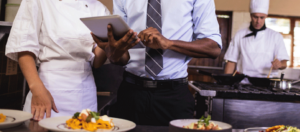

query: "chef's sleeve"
left=193, top=0, right=222, bottom=49
left=113, top=0, right=127, bottom=22
left=224, top=35, right=240, bottom=63
left=5, top=0, right=42, bottom=62
left=275, top=34, right=290, bottom=61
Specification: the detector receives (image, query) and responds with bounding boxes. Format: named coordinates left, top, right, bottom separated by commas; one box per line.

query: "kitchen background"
left=1, top=0, right=300, bottom=110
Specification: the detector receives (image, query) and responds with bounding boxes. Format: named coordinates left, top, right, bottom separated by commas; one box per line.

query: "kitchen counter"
left=190, top=81, right=300, bottom=129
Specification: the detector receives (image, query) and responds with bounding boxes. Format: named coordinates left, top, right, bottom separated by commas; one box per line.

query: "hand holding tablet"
left=82, top=15, right=141, bottom=64
left=80, top=15, right=144, bottom=48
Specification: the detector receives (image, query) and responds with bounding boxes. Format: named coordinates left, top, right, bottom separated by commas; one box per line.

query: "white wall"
left=231, top=12, right=251, bottom=38
left=215, top=0, right=300, bottom=17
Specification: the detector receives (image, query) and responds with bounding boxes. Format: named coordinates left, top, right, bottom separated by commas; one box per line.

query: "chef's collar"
left=244, top=22, right=266, bottom=38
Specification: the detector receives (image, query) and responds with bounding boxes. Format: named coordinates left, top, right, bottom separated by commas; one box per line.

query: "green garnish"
left=72, top=112, right=80, bottom=119
left=204, top=115, right=211, bottom=126
left=198, top=115, right=211, bottom=127
left=86, top=114, right=93, bottom=122
left=90, top=111, right=100, bottom=121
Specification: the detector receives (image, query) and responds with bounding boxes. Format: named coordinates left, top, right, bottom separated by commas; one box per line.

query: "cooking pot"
left=270, top=79, right=292, bottom=91
left=248, top=73, right=299, bottom=91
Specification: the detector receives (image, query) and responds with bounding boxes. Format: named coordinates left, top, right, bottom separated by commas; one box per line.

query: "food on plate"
left=266, top=125, right=300, bottom=132
left=66, top=109, right=114, bottom=131
left=0, top=113, right=6, bottom=123
left=183, top=115, right=222, bottom=130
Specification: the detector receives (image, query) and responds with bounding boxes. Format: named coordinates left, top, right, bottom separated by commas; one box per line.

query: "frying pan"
left=247, top=76, right=274, bottom=87
left=198, top=70, right=245, bottom=85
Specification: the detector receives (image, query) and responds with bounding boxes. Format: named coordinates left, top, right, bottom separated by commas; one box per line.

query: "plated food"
left=66, top=109, right=114, bottom=131
left=0, top=113, right=6, bottom=123
left=39, top=115, right=136, bottom=132
left=0, top=109, right=32, bottom=129
left=183, top=115, right=222, bottom=130
left=266, top=125, right=300, bottom=132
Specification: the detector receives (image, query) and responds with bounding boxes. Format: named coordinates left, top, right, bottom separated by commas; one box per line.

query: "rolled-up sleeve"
left=113, top=0, right=127, bottom=22
left=193, top=0, right=222, bottom=48
left=5, top=0, right=42, bottom=62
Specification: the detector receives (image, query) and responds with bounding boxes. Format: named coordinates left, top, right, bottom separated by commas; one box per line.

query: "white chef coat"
left=224, top=27, right=290, bottom=82
left=5, top=0, right=110, bottom=117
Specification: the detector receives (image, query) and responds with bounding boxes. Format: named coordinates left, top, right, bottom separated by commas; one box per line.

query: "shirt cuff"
left=196, top=34, right=222, bottom=49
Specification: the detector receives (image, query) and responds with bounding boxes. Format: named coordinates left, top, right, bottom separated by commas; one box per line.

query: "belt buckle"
left=143, top=80, right=157, bottom=88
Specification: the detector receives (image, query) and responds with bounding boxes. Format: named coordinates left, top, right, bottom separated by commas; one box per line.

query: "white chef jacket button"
left=85, top=5, right=88, bottom=7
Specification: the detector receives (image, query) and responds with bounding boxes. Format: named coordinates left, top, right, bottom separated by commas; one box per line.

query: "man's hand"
left=91, top=33, right=108, bottom=51
left=272, top=59, right=282, bottom=70
left=138, top=27, right=173, bottom=50
left=91, top=24, right=140, bottom=64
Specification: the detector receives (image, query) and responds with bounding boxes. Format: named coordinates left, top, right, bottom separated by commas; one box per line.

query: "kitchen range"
left=190, top=77, right=300, bottom=129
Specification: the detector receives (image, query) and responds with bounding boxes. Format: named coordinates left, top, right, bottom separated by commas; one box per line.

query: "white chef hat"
left=250, top=0, right=269, bottom=14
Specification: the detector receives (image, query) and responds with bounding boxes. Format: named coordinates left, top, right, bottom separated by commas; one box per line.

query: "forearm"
left=93, top=47, right=107, bottom=69
left=168, top=38, right=221, bottom=58
left=18, top=51, right=44, bottom=93
left=279, top=60, right=287, bottom=70
left=108, top=51, right=130, bottom=66
left=224, top=61, right=237, bottom=74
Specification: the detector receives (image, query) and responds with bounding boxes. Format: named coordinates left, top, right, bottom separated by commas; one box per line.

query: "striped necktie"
left=145, top=0, right=163, bottom=76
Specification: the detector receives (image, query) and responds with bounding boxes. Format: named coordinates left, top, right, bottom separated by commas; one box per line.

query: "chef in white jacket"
left=5, top=0, right=138, bottom=121
left=224, top=0, right=289, bottom=82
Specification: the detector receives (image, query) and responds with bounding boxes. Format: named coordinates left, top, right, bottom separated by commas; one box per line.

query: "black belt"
left=124, top=71, right=188, bottom=88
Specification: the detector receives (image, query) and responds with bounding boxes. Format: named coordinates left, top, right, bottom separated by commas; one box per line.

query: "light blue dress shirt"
left=113, top=0, right=222, bottom=80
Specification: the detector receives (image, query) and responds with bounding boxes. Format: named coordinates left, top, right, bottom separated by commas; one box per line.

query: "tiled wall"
left=0, top=34, right=25, bottom=110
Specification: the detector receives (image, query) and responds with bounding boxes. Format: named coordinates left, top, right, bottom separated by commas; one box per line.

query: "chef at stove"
left=224, top=0, right=289, bottom=82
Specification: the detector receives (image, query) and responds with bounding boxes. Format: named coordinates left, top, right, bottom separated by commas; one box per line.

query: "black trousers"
left=110, top=74, right=195, bottom=126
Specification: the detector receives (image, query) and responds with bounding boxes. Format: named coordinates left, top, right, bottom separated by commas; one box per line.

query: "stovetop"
left=192, top=82, right=300, bottom=101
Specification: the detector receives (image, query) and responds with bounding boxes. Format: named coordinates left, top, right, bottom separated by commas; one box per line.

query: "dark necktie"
left=145, top=0, right=163, bottom=76
left=244, top=22, right=267, bottom=38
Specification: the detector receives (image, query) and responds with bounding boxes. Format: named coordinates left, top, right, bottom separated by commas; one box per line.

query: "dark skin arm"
left=91, top=25, right=140, bottom=66
left=138, top=27, right=221, bottom=59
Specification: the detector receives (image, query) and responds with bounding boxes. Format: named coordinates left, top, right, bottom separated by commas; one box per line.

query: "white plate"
left=170, top=119, right=232, bottom=131
left=0, top=109, right=32, bottom=129
left=39, top=116, right=136, bottom=132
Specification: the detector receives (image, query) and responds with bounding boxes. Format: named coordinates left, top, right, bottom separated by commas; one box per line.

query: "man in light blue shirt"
left=92, top=0, right=222, bottom=126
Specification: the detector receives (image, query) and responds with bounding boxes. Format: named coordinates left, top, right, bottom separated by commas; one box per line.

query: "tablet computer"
left=80, top=15, right=144, bottom=48
left=80, top=15, right=130, bottom=39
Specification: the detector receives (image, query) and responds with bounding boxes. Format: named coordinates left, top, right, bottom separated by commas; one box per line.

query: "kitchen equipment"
left=198, top=70, right=245, bottom=85
left=247, top=76, right=275, bottom=87
left=233, top=70, right=237, bottom=76
left=188, top=81, right=216, bottom=117
left=270, top=79, right=292, bottom=92
left=267, top=55, right=277, bottom=78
